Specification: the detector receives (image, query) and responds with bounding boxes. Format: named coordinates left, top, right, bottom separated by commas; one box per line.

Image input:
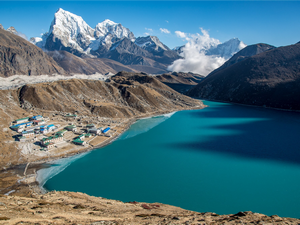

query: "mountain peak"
left=102, top=19, right=117, bottom=26
left=135, top=35, right=169, bottom=52
left=205, top=38, right=247, bottom=59
left=95, top=19, right=134, bottom=40
left=7, top=26, right=17, bottom=35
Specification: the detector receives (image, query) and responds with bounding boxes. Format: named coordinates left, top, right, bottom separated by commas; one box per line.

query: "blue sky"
left=0, top=1, right=299, bottom=49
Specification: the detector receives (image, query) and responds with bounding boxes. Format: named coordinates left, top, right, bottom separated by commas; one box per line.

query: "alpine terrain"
left=174, top=37, right=246, bottom=60
left=0, top=28, right=65, bottom=77
left=31, top=8, right=179, bottom=74
left=188, top=42, right=300, bottom=110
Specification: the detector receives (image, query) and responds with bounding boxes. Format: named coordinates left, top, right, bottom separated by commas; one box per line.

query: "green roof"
left=73, top=139, right=84, bottom=144
left=15, top=117, right=29, bottom=122
left=42, top=134, right=63, bottom=142
left=85, top=133, right=91, bottom=137
left=65, top=114, right=77, bottom=117
left=56, top=129, right=67, bottom=135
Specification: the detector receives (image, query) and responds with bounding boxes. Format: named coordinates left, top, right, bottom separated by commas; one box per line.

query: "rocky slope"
left=211, top=43, right=276, bottom=74
left=188, top=42, right=300, bottom=110
left=0, top=72, right=203, bottom=168
left=0, top=29, right=65, bottom=77
left=18, top=71, right=202, bottom=118
left=155, top=72, right=204, bottom=93
left=47, top=50, right=138, bottom=75
left=0, top=191, right=299, bottom=224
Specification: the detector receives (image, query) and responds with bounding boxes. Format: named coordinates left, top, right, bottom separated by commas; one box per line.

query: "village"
left=9, top=112, right=126, bottom=156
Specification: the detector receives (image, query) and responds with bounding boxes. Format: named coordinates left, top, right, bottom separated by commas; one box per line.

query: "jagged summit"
left=135, top=36, right=169, bottom=52
left=31, top=8, right=135, bottom=56
left=95, top=19, right=134, bottom=40
left=31, top=8, right=178, bottom=73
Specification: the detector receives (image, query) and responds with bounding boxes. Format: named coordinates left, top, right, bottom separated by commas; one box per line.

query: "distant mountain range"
left=0, top=8, right=248, bottom=77
left=188, top=42, right=300, bottom=110
left=174, top=38, right=246, bottom=60
left=29, top=8, right=246, bottom=75
left=30, top=8, right=179, bottom=73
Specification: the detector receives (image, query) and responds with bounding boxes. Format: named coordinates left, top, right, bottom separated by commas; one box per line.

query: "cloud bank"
left=169, top=28, right=226, bottom=76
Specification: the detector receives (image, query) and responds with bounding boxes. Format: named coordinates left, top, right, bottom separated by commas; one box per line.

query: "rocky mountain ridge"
left=155, top=72, right=204, bottom=93
left=0, top=29, right=65, bottom=77
left=47, top=50, right=138, bottom=75
left=18, top=71, right=203, bottom=118
left=188, top=42, right=300, bottom=110
left=31, top=8, right=179, bottom=73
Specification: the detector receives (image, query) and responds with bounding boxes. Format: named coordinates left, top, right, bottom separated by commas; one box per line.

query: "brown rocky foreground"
left=0, top=191, right=299, bottom=225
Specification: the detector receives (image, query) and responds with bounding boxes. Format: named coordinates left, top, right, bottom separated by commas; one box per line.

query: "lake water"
left=37, top=101, right=300, bottom=218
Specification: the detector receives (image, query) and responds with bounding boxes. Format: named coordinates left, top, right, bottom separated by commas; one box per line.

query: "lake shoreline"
left=3, top=105, right=204, bottom=197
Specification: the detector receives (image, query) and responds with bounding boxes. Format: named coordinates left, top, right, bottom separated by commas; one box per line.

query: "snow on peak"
left=135, top=35, right=168, bottom=51
left=102, top=19, right=117, bottom=26
left=95, top=19, right=134, bottom=40
left=52, top=8, right=95, bottom=46
left=206, top=38, right=247, bottom=59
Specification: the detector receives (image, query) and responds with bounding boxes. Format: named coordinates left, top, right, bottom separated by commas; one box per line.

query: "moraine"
left=37, top=101, right=300, bottom=218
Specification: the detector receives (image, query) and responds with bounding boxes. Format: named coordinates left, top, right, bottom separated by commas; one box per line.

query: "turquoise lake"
left=37, top=101, right=300, bottom=218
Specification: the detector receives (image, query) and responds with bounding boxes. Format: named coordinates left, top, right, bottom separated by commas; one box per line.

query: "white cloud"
left=144, top=32, right=150, bottom=36
left=166, top=20, right=169, bottom=23
left=175, top=31, right=187, bottom=39
left=16, top=31, right=28, bottom=40
left=145, top=28, right=153, bottom=32
left=160, top=28, right=170, bottom=34
left=168, top=28, right=225, bottom=76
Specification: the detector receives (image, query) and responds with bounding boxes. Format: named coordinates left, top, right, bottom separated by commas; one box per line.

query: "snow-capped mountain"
left=174, top=38, right=246, bottom=60
left=31, top=8, right=136, bottom=56
left=135, top=36, right=169, bottom=52
left=31, top=8, right=179, bottom=73
left=134, top=36, right=179, bottom=64
left=206, top=38, right=247, bottom=60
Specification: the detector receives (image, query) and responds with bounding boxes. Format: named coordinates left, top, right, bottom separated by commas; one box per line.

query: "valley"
left=0, top=3, right=300, bottom=224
